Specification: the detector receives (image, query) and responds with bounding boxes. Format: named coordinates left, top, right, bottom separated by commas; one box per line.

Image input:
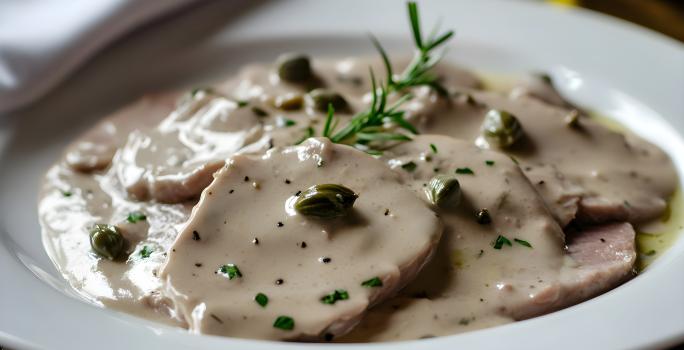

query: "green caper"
left=276, top=53, right=313, bottom=83
left=481, top=109, right=524, bottom=148
left=306, top=88, right=349, bottom=112
left=426, top=175, right=461, bottom=207
left=89, top=224, right=125, bottom=260
left=294, top=184, right=358, bottom=218
left=275, top=93, right=304, bottom=111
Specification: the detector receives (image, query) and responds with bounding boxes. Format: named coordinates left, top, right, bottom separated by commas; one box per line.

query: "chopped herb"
left=321, top=289, right=350, bottom=305
left=458, top=317, right=474, bottom=326
left=361, top=277, right=383, bottom=287
left=644, top=249, right=657, bottom=256
left=510, top=156, right=519, bottom=165
left=273, top=316, right=295, bottom=330
left=218, top=264, right=242, bottom=280
left=61, top=190, right=72, bottom=197
left=485, top=160, right=495, bottom=166
left=430, top=143, right=438, bottom=153
left=365, top=149, right=384, bottom=156
left=237, top=100, right=249, bottom=107
left=255, top=293, right=269, bottom=307
left=192, top=230, right=201, bottom=241
left=402, top=161, right=417, bottom=172
left=210, top=313, right=224, bottom=324
left=492, top=235, right=513, bottom=249
left=126, top=211, right=147, bottom=223
left=476, top=209, right=491, bottom=225
left=251, top=106, right=268, bottom=117
left=514, top=238, right=533, bottom=248
left=139, top=245, right=152, bottom=258
left=277, top=117, right=297, bottom=128
left=455, top=167, right=474, bottom=175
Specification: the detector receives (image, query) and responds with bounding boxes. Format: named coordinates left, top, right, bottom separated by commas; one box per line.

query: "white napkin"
left=0, top=0, right=197, bottom=114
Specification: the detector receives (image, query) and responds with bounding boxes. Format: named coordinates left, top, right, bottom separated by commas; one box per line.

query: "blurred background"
left=550, top=0, right=684, bottom=42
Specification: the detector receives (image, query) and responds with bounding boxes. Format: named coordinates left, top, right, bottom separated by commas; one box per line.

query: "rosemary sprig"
left=373, top=1, right=454, bottom=95
left=323, top=69, right=415, bottom=147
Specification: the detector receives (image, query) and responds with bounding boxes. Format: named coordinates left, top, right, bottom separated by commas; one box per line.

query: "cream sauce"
left=38, top=55, right=679, bottom=342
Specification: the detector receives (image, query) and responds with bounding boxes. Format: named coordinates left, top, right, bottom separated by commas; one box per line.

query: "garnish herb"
left=321, top=289, right=350, bottom=305
left=255, top=293, right=269, bottom=307
left=485, top=160, right=495, bottom=166
left=237, top=100, right=249, bottom=108
left=426, top=175, right=461, bottom=207
left=61, top=190, right=72, bottom=197
left=455, top=167, right=474, bottom=175
left=372, top=2, right=453, bottom=95
left=218, top=264, right=242, bottom=280
left=402, top=161, right=417, bottom=172
left=430, top=143, right=438, bottom=153
left=294, top=184, right=358, bottom=218
left=140, top=245, right=152, bottom=258
left=361, top=277, right=383, bottom=287
left=492, top=235, right=513, bottom=250
left=273, top=316, right=295, bottom=330
left=126, top=211, right=147, bottom=223
left=514, top=238, right=533, bottom=248
left=276, top=117, right=297, bottom=128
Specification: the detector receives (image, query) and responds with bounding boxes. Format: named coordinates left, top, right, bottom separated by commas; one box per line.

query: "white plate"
left=1, top=0, right=683, bottom=349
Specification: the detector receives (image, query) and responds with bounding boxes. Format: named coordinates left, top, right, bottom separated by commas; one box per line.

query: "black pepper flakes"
left=300, top=241, right=307, bottom=248
left=285, top=179, right=291, bottom=184
left=252, top=237, right=260, bottom=245
left=277, top=222, right=284, bottom=227
left=600, top=238, right=606, bottom=243
left=324, top=333, right=334, bottom=342
left=192, top=230, right=201, bottom=241
left=244, top=176, right=250, bottom=182
left=229, top=189, right=235, bottom=194
left=195, top=263, right=203, bottom=267
left=384, top=209, right=390, bottom=216
left=320, top=257, right=331, bottom=264
left=275, top=278, right=284, bottom=285
left=295, top=190, right=302, bottom=196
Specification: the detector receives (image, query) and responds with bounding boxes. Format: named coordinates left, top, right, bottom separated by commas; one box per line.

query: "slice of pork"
left=65, top=92, right=180, bottom=172
left=410, top=89, right=677, bottom=226
left=159, top=138, right=443, bottom=340
left=509, top=222, right=636, bottom=319
left=113, top=92, right=267, bottom=203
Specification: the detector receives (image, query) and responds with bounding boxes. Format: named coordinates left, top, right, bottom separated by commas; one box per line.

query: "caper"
left=294, top=184, right=358, bottom=218
left=426, top=175, right=461, bottom=207
left=564, top=109, right=580, bottom=128
left=306, top=89, right=349, bottom=112
left=275, top=93, right=304, bottom=111
left=481, top=109, right=524, bottom=148
left=276, top=53, right=313, bottom=83
left=89, top=224, right=125, bottom=260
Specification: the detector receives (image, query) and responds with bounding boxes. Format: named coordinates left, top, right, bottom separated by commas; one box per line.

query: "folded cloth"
left=0, top=0, right=196, bottom=115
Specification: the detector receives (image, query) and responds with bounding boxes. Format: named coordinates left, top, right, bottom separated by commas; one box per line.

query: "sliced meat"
left=412, top=90, right=677, bottom=225
left=510, top=222, right=636, bottom=319
left=340, top=135, right=566, bottom=341
left=159, top=138, right=443, bottom=340
left=113, top=92, right=266, bottom=203
left=65, top=92, right=180, bottom=172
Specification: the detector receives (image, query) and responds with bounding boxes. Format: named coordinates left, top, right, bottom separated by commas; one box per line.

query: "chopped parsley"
left=218, top=264, right=242, bottom=279
left=402, top=161, right=417, bottom=172
left=429, top=143, right=438, bottom=153
left=514, top=238, right=533, bottom=248
left=139, top=245, right=152, bottom=258
left=361, top=277, right=383, bottom=287
left=485, top=160, right=495, bottom=166
left=255, top=293, right=269, bottom=307
left=277, top=117, right=297, bottom=127
left=492, top=235, right=512, bottom=249
left=61, top=190, right=72, bottom=197
left=321, top=289, right=349, bottom=305
left=455, top=167, right=474, bottom=175
left=644, top=249, right=657, bottom=256
left=273, top=316, right=294, bottom=330
left=126, top=211, right=147, bottom=223
left=237, top=100, right=249, bottom=108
